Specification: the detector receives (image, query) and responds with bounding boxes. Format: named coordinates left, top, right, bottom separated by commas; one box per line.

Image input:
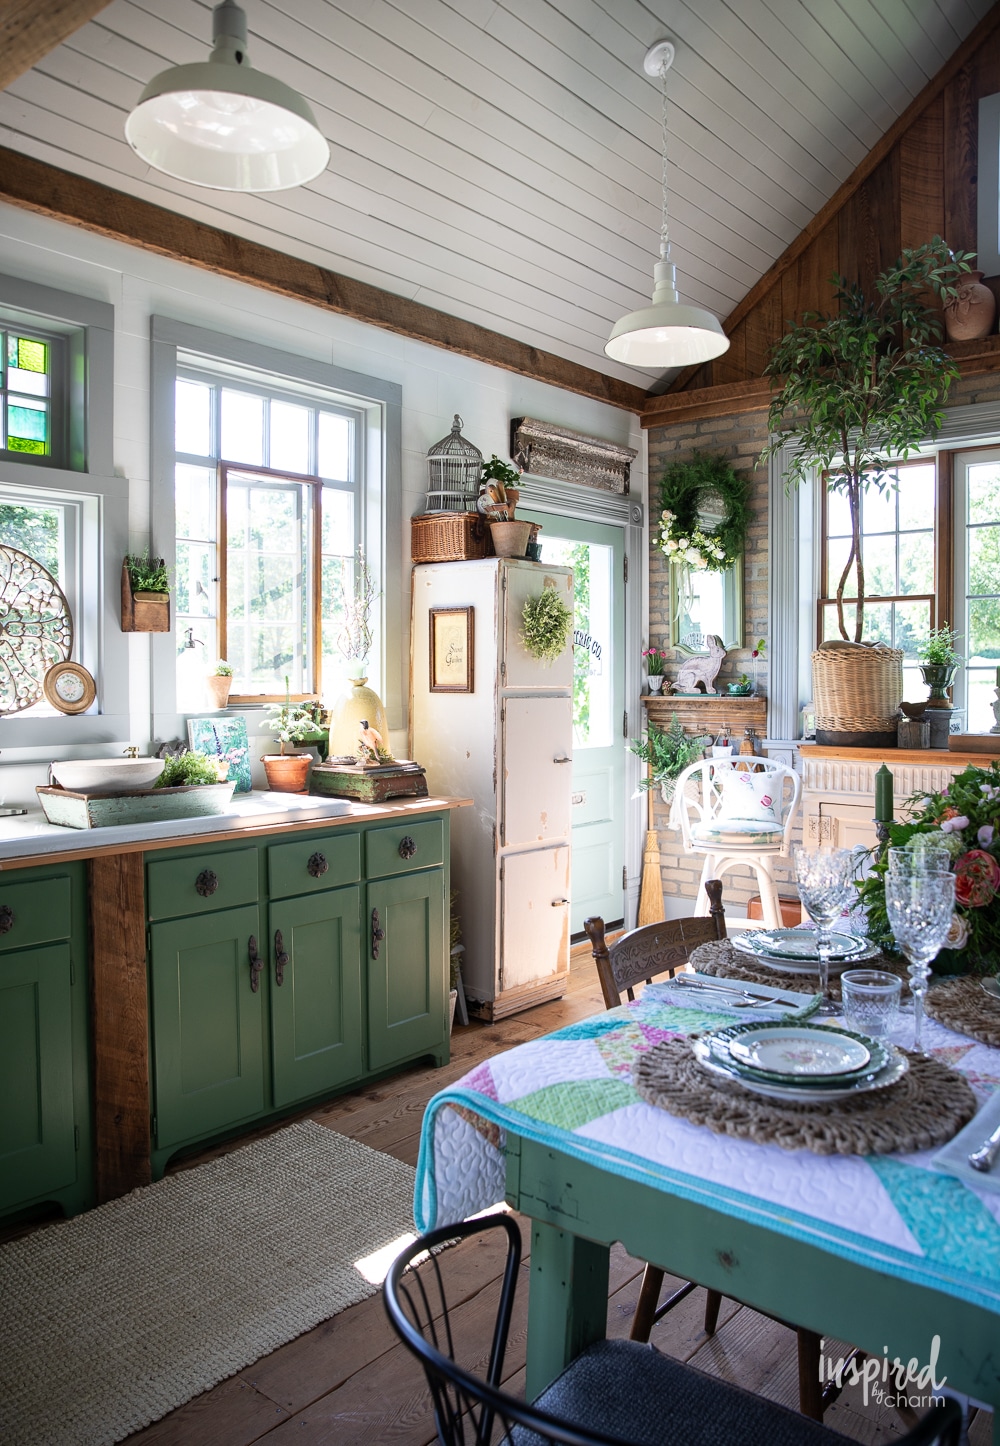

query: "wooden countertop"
left=798, top=744, right=1000, bottom=765
left=0, top=795, right=473, bottom=871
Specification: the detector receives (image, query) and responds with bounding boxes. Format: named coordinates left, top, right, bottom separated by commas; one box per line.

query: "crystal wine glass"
left=887, top=845, right=952, bottom=876
left=884, top=870, right=955, bottom=1053
left=792, top=845, right=856, bottom=1015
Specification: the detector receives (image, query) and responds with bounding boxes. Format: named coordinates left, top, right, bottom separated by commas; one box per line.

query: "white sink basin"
left=50, top=758, right=165, bottom=794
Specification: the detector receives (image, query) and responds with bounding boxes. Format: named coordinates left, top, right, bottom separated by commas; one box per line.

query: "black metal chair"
left=383, top=1213, right=962, bottom=1446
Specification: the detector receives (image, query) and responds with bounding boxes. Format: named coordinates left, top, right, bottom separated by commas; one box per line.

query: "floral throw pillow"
left=715, top=769, right=783, bottom=827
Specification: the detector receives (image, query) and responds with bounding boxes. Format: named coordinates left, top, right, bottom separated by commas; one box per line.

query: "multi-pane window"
left=956, top=452, right=1000, bottom=733
left=820, top=460, right=937, bottom=699
left=174, top=372, right=361, bottom=707
left=1, top=329, right=59, bottom=461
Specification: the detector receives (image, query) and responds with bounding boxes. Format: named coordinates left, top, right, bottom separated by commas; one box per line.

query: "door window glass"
left=537, top=535, right=613, bottom=748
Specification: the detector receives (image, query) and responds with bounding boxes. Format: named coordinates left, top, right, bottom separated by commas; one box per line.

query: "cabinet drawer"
left=268, top=832, right=361, bottom=899
left=365, top=819, right=444, bottom=878
left=0, top=875, right=72, bottom=952
left=146, top=847, right=258, bottom=920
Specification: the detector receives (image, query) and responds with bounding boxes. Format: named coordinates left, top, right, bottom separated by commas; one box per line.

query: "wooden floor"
left=98, top=950, right=988, bottom=1444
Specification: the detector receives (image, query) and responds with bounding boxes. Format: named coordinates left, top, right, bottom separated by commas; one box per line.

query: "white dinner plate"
left=691, top=1037, right=909, bottom=1103
left=725, top=1023, right=871, bottom=1076
left=733, top=929, right=867, bottom=961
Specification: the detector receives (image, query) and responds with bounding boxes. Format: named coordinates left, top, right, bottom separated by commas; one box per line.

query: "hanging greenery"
left=521, top=584, right=572, bottom=663
left=658, top=454, right=750, bottom=572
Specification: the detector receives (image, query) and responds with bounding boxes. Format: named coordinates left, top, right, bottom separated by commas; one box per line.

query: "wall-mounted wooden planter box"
left=121, top=561, right=170, bottom=632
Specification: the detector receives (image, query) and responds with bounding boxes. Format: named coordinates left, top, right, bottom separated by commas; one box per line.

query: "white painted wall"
left=0, top=201, right=645, bottom=806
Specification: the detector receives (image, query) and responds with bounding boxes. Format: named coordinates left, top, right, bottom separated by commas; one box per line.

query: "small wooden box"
left=310, top=761, right=429, bottom=803
left=411, top=513, right=493, bottom=563
left=747, top=894, right=802, bottom=927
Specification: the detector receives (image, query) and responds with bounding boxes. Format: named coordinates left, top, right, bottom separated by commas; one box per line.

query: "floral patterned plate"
left=691, top=1037, right=908, bottom=1103
left=719, top=1022, right=885, bottom=1080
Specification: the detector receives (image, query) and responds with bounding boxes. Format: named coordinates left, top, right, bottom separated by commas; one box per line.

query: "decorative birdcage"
left=424, top=415, right=483, bottom=512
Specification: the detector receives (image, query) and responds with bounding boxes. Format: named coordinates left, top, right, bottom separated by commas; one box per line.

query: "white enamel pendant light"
left=125, top=1, right=329, bottom=192
left=606, top=40, right=729, bottom=369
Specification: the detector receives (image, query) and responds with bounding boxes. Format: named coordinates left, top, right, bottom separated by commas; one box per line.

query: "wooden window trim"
left=218, top=461, right=324, bottom=704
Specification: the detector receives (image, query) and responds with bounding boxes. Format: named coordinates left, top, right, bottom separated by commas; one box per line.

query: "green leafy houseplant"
left=213, top=659, right=234, bottom=677
left=658, top=454, right=750, bottom=572
left=480, top=455, right=520, bottom=488
left=921, top=624, right=963, bottom=667
left=152, top=751, right=220, bottom=788
left=764, top=238, right=973, bottom=642
left=124, top=549, right=170, bottom=593
left=521, top=584, right=572, bottom=663
left=857, top=763, right=1000, bottom=976
left=629, top=715, right=710, bottom=803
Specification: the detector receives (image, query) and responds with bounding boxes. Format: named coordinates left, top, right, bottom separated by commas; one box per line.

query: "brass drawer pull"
left=398, top=836, right=417, bottom=860
left=307, top=851, right=329, bottom=878
left=371, top=907, right=385, bottom=959
left=274, top=929, right=288, bottom=986
left=248, top=935, right=263, bottom=993
left=195, top=869, right=219, bottom=898
left=0, top=905, right=13, bottom=934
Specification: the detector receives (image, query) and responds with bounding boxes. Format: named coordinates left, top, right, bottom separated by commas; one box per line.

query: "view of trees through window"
left=963, top=459, right=1000, bottom=732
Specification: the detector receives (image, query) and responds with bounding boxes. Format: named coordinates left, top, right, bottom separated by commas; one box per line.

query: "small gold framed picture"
left=429, top=607, right=474, bottom=693
left=43, top=661, right=97, bottom=715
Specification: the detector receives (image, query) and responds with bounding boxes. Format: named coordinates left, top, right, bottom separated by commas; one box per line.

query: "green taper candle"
left=874, top=763, right=894, bottom=823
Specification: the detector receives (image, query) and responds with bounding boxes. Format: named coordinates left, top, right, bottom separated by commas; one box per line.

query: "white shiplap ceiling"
left=0, top=0, right=993, bottom=388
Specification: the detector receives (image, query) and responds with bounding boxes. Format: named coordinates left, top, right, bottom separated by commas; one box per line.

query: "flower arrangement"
left=857, top=761, right=1000, bottom=976
left=520, top=583, right=572, bottom=663
left=213, top=659, right=234, bottom=677
left=658, top=454, right=750, bottom=573
left=642, top=647, right=667, bottom=677
left=263, top=678, right=318, bottom=754
left=629, top=715, right=710, bottom=803
left=658, top=511, right=728, bottom=570
left=337, top=547, right=378, bottom=678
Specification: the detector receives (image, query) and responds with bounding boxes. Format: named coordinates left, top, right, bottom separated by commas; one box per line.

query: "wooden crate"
left=411, top=512, right=493, bottom=563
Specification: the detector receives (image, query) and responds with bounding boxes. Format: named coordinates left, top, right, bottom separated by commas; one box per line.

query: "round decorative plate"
left=691, top=1038, right=909, bottom=1103
left=734, top=928, right=866, bottom=960
left=43, top=661, right=96, bottom=715
left=0, top=545, right=73, bottom=713
left=721, top=1022, right=876, bottom=1078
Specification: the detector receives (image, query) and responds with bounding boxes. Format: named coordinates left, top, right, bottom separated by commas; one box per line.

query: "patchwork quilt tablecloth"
left=415, top=983, right=1000, bottom=1316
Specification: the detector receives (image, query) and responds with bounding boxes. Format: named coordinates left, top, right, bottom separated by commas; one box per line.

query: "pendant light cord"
left=659, top=59, right=671, bottom=263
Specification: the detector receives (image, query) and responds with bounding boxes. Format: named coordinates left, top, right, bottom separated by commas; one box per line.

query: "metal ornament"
left=0, top=545, right=73, bottom=714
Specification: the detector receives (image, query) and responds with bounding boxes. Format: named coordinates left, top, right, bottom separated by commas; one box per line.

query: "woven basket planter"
left=812, top=644, right=903, bottom=747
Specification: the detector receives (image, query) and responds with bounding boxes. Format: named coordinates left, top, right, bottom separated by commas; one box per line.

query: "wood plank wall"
left=674, top=22, right=1000, bottom=393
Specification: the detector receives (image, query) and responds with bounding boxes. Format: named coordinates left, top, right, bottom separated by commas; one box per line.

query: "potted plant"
left=764, top=238, right=973, bottom=746
left=478, top=455, right=529, bottom=558
left=121, top=549, right=170, bottom=632
left=727, top=673, right=753, bottom=696
left=152, top=750, right=227, bottom=788
left=643, top=647, right=667, bottom=694
left=207, top=659, right=234, bottom=710
left=629, top=714, right=710, bottom=805
left=261, top=679, right=318, bottom=792
left=919, top=623, right=963, bottom=705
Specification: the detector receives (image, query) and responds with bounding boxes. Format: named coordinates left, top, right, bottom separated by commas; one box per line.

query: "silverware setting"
left=670, top=978, right=799, bottom=1010
left=968, top=1121, right=1000, bottom=1173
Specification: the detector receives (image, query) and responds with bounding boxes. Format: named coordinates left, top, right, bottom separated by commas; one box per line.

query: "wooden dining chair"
left=583, top=886, right=826, bottom=1421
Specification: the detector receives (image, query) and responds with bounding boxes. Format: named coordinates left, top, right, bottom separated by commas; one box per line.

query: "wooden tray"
left=37, top=782, right=237, bottom=829
left=310, top=761, right=428, bottom=803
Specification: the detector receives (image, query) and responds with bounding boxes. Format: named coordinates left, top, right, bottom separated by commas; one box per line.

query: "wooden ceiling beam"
left=0, top=148, right=646, bottom=414
left=0, top=1, right=115, bottom=91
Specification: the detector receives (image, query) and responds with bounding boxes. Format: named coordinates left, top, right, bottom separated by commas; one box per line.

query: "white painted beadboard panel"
left=0, top=0, right=990, bottom=382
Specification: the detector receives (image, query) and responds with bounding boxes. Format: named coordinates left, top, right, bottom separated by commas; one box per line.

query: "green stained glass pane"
left=8, top=437, right=45, bottom=455
left=17, top=338, right=46, bottom=374
left=8, top=401, right=48, bottom=448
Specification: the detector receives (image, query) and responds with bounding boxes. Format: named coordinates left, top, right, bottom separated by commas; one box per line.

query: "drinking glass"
left=840, top=969, right=902, bottom=1040
left=884, top=870, right=955, bottom=1053
left=792, top=845, right=855, bottom=1015
left=887, top=846, right=952, bottom=876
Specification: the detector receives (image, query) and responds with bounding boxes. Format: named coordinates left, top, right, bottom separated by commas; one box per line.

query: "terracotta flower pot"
left=489, top=520, right=532, bottom=558
left=261, top=752, right=312, bottom=793
left=944, top=270, right=997, bottom=342
left=206, top=674, right=232, bottom=710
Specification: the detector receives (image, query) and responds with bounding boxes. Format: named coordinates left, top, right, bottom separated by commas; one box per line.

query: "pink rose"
left=954, top=850, right=1000, bottom=908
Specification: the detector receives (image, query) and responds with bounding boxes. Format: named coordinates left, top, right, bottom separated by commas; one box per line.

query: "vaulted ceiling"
left=0, top=0, right=994, bottom=391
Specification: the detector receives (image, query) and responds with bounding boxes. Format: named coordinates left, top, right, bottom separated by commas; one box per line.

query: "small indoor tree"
left=764, top=238, right=972, bottom=643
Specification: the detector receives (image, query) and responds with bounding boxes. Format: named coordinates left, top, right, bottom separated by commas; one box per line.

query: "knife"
left=968, top=1121, right=1000, bottom=1173
left=670, top=978, right=794, bottom=1008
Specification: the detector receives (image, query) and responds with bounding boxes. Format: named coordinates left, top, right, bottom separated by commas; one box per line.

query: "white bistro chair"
left=668, top=757, right=802, bottom=930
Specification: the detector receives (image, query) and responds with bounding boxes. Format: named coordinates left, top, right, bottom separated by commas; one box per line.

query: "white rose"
left=945, top=913, right=969, bottom=949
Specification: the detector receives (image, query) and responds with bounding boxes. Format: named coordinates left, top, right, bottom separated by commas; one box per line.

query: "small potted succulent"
left=726, top=672, right=753, bottom=696
left=643, top=647, right=667, bottom=694
left=261, top=679, right=319, bottom=792
left=919, top=624, right=963, bottom=705
left=206, top=659, right=234, bottom=711
left=121, top=549, right=170, bottom=632
left=478, top=455, right=530, bottom=557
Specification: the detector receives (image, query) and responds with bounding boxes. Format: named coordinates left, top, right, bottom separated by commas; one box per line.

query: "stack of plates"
left=732, top=927, right=879, bottom=975
left=692, top=1020, right=908, bottom=1102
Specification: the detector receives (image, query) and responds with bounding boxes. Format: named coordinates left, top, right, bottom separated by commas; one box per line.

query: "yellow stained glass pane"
left=17, top=338, right=46, bottom=373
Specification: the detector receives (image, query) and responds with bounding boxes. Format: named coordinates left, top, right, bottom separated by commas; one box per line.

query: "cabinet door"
left=502, top=563, right=574, bottom=689
left=367, top=871, right=445, bottom=1072
left=270, top=886, right=363, bottom=1108
left=500, top=846, right=570, bottom=992
left=0, top=943, right=76, bottom=1213
left=150, top=905, right=265, bottom=1150
left=501, top=695, right=573, bottom=846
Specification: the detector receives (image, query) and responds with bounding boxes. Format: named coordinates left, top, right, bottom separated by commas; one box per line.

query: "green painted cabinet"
left=0, top=864, right=92, bottom=1222
left=367, top=870, right=446, bottom=1073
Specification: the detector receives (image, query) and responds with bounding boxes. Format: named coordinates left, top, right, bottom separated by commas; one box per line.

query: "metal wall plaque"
left=510, top=417, right=637, bottom=494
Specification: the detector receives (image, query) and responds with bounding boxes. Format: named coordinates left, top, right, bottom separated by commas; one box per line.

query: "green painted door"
left=0, top=943, right=76, bottom=1213
left=367, top=871, right=445, bottom=1072
left=269, top=886, right=363, bottom=1108
left=150, top=904, right=265, bottom=1149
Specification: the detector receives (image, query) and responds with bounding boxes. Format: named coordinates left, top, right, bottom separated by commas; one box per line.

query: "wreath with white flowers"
left=658, top=454, right=750, bottom=573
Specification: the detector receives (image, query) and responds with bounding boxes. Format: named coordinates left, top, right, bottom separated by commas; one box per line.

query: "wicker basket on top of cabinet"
left=411, top=512, right=494, bottom=563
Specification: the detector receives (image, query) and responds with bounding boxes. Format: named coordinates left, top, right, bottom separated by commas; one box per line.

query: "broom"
left=637, top=766, right=664, bottom=926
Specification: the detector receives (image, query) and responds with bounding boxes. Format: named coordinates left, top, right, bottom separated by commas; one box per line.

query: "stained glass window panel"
left=17, top=338, right=46, bottom=373
left=7, top=398, right=47, bottom=454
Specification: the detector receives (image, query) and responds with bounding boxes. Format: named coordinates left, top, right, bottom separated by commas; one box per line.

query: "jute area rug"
left=0, top=1121, right=417, bottom=1446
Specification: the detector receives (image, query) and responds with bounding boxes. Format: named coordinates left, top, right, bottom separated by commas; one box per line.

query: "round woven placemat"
left=688, top=939, right=908, bottom=1002
left=634, top=1037, right=975, bottom=1156
left=925, top=975, right=1000, bottom=1047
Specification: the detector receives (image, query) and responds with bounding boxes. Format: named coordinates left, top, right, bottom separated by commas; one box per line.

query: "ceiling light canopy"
left=606, top=40, right=729, bottom=370
left=125, top=1, right=329, bottom=192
